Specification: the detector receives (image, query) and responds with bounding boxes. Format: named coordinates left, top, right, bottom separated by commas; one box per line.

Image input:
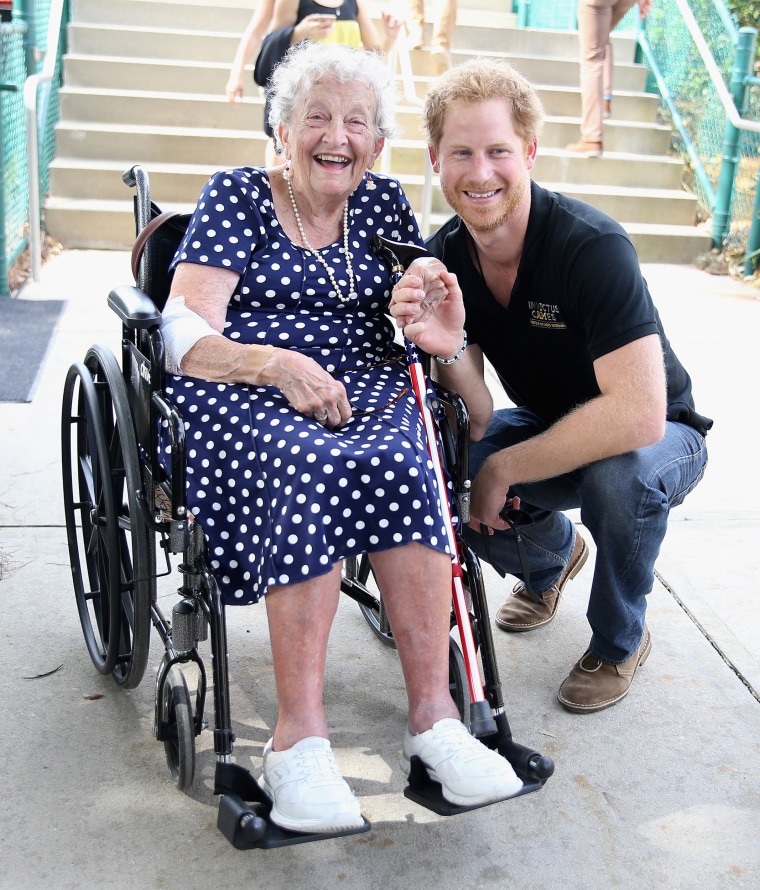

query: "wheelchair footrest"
left=403, top=755, right=544, bottom=816
left=214, top=762, right=371, bottom=849
left=217, top=794, right=371, bottom=849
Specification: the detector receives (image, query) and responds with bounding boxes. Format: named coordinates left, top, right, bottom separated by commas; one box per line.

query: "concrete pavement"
left=1, top=250, right=759, bottom=889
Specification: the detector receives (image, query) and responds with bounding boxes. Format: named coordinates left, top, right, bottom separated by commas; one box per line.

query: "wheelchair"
left=60, top=164, right=554, bottom=850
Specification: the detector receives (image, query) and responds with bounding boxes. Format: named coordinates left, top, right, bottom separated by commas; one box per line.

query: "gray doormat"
left=0, top=299, right=67, bottom=402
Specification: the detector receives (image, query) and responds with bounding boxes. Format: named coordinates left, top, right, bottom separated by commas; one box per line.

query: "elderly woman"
left=160, top=42, right=521, bottom=834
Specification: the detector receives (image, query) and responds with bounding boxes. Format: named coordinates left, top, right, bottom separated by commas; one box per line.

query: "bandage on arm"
left=161, top=295, right=223, bottom=375
left=161, top=295, right=274, bottom=383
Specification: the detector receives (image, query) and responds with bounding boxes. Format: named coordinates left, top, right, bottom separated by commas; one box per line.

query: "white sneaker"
left=403, top=718, right=523, bottom=806
left=260, top=736, right=364, bottom=833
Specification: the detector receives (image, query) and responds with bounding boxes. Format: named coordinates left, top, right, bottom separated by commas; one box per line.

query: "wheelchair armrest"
left=108, top=285, right=162, bottom=330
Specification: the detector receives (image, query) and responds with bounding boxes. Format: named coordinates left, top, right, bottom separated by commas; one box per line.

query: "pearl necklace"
left=287, top=177, right=357, bottom=304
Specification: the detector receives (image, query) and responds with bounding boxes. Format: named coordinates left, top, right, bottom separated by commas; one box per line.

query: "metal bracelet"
left=434, top=330, right=468, bottom=365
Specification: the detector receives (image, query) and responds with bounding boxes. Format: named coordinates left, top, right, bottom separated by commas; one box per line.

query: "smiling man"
left=390, top=59, right=712, bottom=713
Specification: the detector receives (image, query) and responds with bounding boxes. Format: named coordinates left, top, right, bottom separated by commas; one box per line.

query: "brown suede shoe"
left=557, top=626, right=652, bottom=713
left=565, top=140, right=603, bottom=157
left=494, top=531, right=589, bottom=633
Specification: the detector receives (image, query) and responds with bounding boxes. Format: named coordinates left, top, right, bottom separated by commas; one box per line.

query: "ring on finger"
left=315, top=410, right=329, bottom=423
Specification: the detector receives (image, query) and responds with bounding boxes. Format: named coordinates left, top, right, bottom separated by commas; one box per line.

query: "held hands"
left=389, top=258, right=465, bottom=359
left=260, top=348, right=352, bottom=428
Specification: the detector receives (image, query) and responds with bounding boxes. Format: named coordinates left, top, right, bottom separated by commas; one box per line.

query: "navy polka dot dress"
left=161, top=167, right=453, bottom=604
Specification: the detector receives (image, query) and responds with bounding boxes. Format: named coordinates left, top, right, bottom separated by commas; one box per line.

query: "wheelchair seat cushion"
left=159, top=168, right=454, bottom=604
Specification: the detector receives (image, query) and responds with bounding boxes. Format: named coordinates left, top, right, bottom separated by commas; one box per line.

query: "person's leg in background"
left=430, top=0, right=458, bottom=73
left=603, top=1, right=638, bottom=118
left=406, top=0, right=426, bottom=49
left=566, top=0, right=613, bottom=156
left=603, top=39, right=613, bottom=117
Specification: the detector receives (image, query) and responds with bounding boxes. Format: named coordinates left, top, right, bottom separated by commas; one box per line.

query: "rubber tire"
left=160, top=665, right=196, bottom=790
left=351, top=554, right=396, bottom=648
left=448, top=636, right=470, bottom=726
left=61, top=346, right=153, bottom=688
left=62, top=361, right=122, bottom=675
left=347, top=556, right=471, bottom=721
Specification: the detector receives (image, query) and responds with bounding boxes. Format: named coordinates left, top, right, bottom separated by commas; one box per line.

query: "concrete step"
left=45, top=195, right=710, bottom=263
left=61, top=45, right=650, bottom=97
left=70, top=0, right=515, bottom=35
left=535, top=85, right=659, bottom=123
left=48, top=0, right=708, bottom=263
left=57, top=87, right=428, bottom=141
left=58, top=93, right=671, bottom=157
left=532, top=148, right=686, bottom=191
left=47, top=158, right=698, bottom=227
left=538, top=182, right=698, bottom=226
left=51, top=123, right=682, bottom=188
left=423, top=212, right=710, bottom=263
left=54, top=120, right=269, bottom=167
left=384, top=139, right=684, bottom=189
left=70, top=0, right=252, bottom=32
left=66, top=18, right=527, bottom=61
left=398, top=51, right=648, bottom=93
left=58, top=83, right=660, bottom=138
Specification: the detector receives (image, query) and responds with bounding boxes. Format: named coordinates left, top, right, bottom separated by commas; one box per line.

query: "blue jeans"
left=465, top=407, right=709, bottom=664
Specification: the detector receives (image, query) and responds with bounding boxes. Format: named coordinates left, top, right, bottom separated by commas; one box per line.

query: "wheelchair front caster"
left=158, top=665, right=196, bottom=789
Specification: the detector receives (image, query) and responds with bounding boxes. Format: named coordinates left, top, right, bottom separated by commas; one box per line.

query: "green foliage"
left=728, top=1, right=760, bottom=31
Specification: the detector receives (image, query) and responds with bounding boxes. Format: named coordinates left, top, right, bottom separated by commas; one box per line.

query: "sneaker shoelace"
left=424, top=721, right=488, bottom=763
left=289, top=745, right=345, bottom=787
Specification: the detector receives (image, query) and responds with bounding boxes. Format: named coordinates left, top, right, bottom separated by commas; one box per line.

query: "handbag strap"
left=131, top=209, right=184, bottom=282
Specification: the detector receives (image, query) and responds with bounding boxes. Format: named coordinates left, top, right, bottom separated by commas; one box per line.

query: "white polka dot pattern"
left=160, top=168, right=453, bottom=604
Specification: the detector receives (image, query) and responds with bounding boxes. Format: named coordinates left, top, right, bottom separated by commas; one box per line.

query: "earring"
left=283, top=163, right=291, bottom=182
left=365, top=171, right=376, bottom=190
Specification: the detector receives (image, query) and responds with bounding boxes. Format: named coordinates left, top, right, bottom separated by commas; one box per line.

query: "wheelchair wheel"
left=160, top=664, right=196, bottom=790
left=61, top=346, right=153, bottom=689
left=346, top=555, right=470, bottom=721
left=349, top=554, right=395, bottom=648
left=448, top=637, right=469, bottom=727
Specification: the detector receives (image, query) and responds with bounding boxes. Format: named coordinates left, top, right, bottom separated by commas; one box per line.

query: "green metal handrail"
left=513, top=0, right=760, bottom=275
left=0, top=19, right=28, bottom=297
left=26, top=0, right=67, bottom=281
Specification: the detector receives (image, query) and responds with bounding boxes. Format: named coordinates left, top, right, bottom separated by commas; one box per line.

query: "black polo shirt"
left=426, top=181, right=712, bottom=435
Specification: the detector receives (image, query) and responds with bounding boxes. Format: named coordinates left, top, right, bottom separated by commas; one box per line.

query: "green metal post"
left=13, top=0, right=37, bottom=76
left=516, top=0, right=529, bottom=29
left=0, top=80, right=18, bottom=297
left=0, top=87, right=8, bottom=297
left=745, top=169, right=760, bottom=278
left=712, top=27, right=756, bottom=249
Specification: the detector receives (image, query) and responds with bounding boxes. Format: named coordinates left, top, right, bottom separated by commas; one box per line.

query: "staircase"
left=46, top=0, right=711, bottom=263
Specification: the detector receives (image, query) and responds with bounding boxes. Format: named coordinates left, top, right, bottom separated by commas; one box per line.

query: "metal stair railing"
left=384, top=25, right=434, bottom=237
left=25, top=0, right=66, bottom=282
left=514, top=0, right=760, bottom=274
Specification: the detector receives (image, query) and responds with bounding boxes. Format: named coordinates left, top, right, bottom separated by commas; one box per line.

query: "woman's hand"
left=293, top=13, right=337, bottom=43
left=225, top=72, right=244, bottom=104
left=381, top=11, right=403, bottom=42
left=260, top=349, right=352, bottom=428
left=389, top=258, right=465, bottom=358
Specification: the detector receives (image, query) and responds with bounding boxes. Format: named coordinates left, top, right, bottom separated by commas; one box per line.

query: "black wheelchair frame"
left=60, top=164, right=553, bottom=850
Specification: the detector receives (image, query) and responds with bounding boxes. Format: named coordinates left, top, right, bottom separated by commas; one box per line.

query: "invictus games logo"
left=528, top=301, right=566, bottom=330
